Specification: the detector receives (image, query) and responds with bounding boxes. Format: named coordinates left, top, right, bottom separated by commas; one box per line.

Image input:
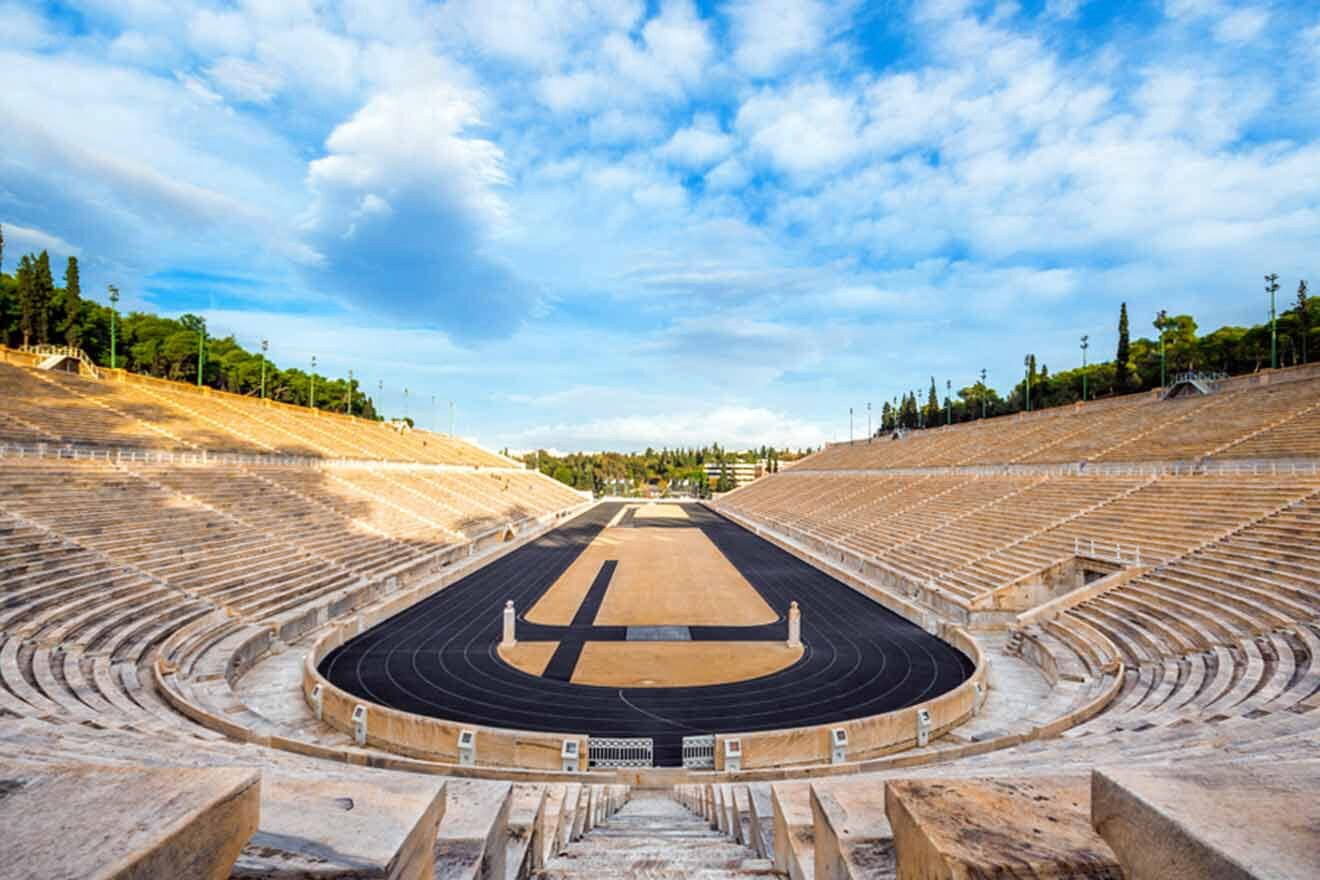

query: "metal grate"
left=682, top=734, right=715, bottom=769
left=588, top=736, right=654, bottom=768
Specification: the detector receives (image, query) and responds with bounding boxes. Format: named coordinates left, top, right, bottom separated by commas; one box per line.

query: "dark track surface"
left=321, top=502, right=973, bottom=766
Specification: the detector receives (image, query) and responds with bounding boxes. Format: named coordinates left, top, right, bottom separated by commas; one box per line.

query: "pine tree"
left=63, top=256, right=81, bottom=347
left=1116, top=302, right=1133, bottom=392
left=1298, top=280, right=1310, bottom=365
left=33, top=250, right=54, bottom=344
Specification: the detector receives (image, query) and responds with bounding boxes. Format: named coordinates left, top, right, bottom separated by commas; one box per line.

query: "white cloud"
left=737, top=80, right=863, bottom=176
left=206, top=56, right=284, bottom=104
left=1214, top=7, right=1270, bottom=44
left=0, top=4, right=56, bottom=49
left=657, top=114, right=735, bottom=168
left=517, top=404, right=828, bottom=451
left=725, top=0, right=836, bottom=78
left=1, top=222, right=81, bottom=258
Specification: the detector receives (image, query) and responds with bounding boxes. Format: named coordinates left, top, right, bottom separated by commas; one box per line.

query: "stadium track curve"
left=321, top=502, right=974, bottom=766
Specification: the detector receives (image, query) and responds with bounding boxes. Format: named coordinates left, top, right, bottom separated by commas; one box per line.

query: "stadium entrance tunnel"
left=318, top=502, right=975, bottom=768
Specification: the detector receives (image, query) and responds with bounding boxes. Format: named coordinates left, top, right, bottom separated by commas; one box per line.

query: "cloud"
left=1, top=222, right=81, bottom=258
left=737, top=80, right=863, bottom=176
left=300, top=81, right=537, bottom=340
left=657, top=113, right=735, bottom=168
left=515, top=404, right=829, bottom=452
left=725, top=0, right=838, bottom=78
left=1213, top=7, right=1270, bottom=44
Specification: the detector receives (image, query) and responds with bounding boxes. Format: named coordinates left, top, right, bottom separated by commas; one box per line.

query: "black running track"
left=321, top=502, right=973, bottom=766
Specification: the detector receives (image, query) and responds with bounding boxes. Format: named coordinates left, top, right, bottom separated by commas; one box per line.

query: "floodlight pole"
left=1024, top=355, right=1032, bottom=412
left=309, top=355, right=317, bottom=408
left=1157, top=309, right=1168, bottom=388
left=347, top=369, right=354, bottom=416
left=1080, top=335, right=1089, bottom=402
left=849, top=407, right=853, bottom=444
left=196, top=328, right=205, bottom=387
left=980, top=368, right=987, bottom=419
left=260, top=338, right=269, bottom=400
left=108, top=285, right=119, bottom=370
left=946, top=379, right=952, bottom=425
left=867, top=402, right=871, bottom=443
left=1266, top=273, right=1279, bottom=369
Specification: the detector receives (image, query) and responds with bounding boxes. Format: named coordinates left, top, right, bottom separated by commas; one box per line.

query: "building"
left=703, top=459, right=764, bottom=487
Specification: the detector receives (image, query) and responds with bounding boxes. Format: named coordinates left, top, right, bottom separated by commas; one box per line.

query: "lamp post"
left=867, top=402, right=871, bottom=443
left=309, top=355, right=316, bottom=408
left=1157, top=309, right=1168, bottom=388
left=260, top=338, right=269, bottom=400
left=347, top=369, right=354, bottom=416
left=107, top=285, right=119, bottom=370
left=980, top=368, right=987, bottom=419
left=196, top=325, right=206, bottom=387
left=1266, top=273, right=1279, bottom=370
left=849, top=407, right=854, bottom=444
left=1080, top=335, right=1089, bottom=402
left=1024, top=355, right=1032, bottom=412
left=404, top=387, right=409, bottom=423
left=946, top=379, right=952, bottom=425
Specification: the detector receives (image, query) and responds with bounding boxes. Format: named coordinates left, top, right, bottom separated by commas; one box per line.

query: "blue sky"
left=3, top=0, right=1318, bottom=452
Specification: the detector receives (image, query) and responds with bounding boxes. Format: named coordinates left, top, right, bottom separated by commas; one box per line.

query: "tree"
left=33, top=250, right=54, bottom=345
left=63, top=256, right=81, bottom=347
left=925, top=377, right=939, bottom=427
left=1298, top=280, right=1311, bottom=365
left=1116, top=302, right=1133, bottom=392
left=0, top=223, right=4, bottom=273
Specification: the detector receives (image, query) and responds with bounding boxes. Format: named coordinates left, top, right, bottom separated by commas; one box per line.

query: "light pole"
left=1266, top=273, right=1279, bottom=370
left=946, top=379, right=952, bottom=425
left=347, top=369, right=354, bottom=416
left=260, top=338, right=269, bottom=400
left=404, top=387, right=409, bottom=423
left=849, top=407, right=854, bottom=444
left=107, top=285, right=119, bottom=370
left=1080, top=335, right=1089, bottom=402
left=1024, top=355, right=1032, bottom=412
left=1157, top=309, right=1168, bottom=387
left=980, top=368, right=987, bottom=419
left=867, top=402, right=871, bottom=443
left=309, top=355, right=317, bottom=408
left=196, top=325, right=206, bottom=387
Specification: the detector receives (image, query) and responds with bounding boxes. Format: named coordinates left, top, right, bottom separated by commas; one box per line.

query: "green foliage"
left=517, top=445, right=809, bottom=495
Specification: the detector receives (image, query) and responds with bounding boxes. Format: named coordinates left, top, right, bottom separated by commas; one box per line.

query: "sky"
left=3, top=0, right=1318, bottom=453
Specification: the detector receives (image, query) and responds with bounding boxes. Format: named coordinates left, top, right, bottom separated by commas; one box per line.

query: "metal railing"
left=761, top=459, right=1320, bottom=479
left=681, top=734, right=715, bottom=769
left=23, top=344, right=100, bottom=378
left=1073, top=537, right=1147, bottom=566
left=588, top=736, right=654, bottom=769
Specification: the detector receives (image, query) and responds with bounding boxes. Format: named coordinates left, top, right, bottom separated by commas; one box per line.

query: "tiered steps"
left=537, top=792, right=779, bottom=879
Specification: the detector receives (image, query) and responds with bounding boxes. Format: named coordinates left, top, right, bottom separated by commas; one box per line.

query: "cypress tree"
left=925, top=377, right=939, bottom=426
left=63, top=256, right=81, bottom=347
left=0, top=223, right=5, bottom=273
left=1116, top=302, right=1133, bottom=392
left=1298, top=281, right=1310, bottom=365
left=33, top=250, right=54, bottom=344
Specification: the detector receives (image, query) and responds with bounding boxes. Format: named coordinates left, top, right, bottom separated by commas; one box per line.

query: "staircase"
left=536, top=792, right=781, bottom=879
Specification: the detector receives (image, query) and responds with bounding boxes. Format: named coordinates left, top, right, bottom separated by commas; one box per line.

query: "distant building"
left=704, top=460, right=765, bottom=487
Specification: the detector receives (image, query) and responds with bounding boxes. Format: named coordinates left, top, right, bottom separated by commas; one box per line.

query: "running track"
left=321, top=502, right=973, bottom=766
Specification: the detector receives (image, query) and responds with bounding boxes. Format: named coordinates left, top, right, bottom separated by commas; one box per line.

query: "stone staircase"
left=536, top=792, right=781, bottom=879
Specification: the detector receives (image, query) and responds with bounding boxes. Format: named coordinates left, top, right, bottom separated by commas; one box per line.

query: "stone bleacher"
left=0, top=358, right=511, bottom=465
left=3, top=357, right=1320, bottom=877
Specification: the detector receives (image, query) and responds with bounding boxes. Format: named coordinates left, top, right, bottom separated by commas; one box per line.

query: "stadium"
left=2, top=343, right=1319, bottom=878
left=5, top=1, right=1320, bottom=877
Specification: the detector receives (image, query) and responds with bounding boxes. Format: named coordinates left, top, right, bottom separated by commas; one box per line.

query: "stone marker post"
left=502, top=600, right=516, bottom=648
